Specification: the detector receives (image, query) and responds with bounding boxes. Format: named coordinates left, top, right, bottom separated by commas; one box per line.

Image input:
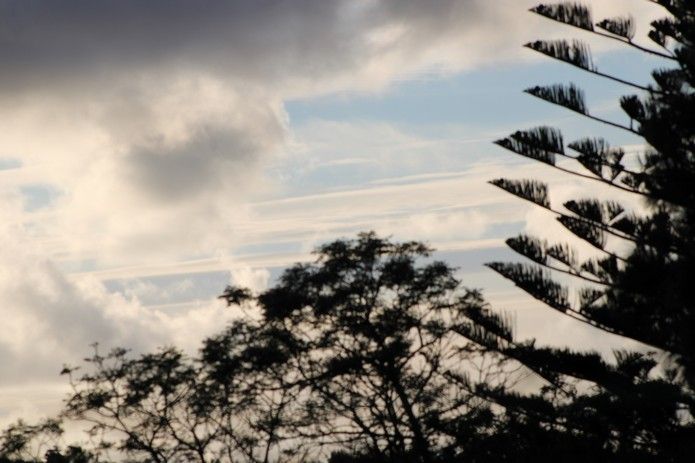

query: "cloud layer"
left=0, top=0, right=666, bottom=421
left=1, top=0, right=536, bottom=263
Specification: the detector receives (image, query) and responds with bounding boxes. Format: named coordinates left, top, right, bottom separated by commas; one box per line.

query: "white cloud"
left=0, top=228, right=239, bottom=384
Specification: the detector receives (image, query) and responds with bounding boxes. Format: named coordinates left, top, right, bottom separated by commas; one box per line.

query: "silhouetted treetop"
left=483, top=0, right=695, bottom=460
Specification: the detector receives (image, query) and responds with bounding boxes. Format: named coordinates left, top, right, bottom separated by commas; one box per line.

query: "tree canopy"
left=483, top=0, right=695, bottom=460
left=20, top=233, right=516, bottom=462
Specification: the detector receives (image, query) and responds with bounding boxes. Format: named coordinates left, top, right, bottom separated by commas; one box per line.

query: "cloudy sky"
left=0, top=0, right=666, bottom=422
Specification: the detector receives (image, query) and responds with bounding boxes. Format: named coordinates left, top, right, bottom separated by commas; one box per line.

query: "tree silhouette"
left=55, top=233, right=523, bottom=462
left=61, top=342, right=300, bottom=463
left=0, top=419, right=94, bottom=463
left=217, top=232, right=518, bottom=462
left=476, top=1, right=695, bottom=460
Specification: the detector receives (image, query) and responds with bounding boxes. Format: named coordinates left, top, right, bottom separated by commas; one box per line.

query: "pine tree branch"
left=487, top=257, right=686, bottom=357
left=547, top=210, right=629, bottom=263
left=594, top=28, right=676, bottom=60
left=558, top=151, right=641, bottom=187
left=525, top=41, right=661, bottom=94
left=552, top=160, right=647, bottom=197
left=582, top=111, right=641, bottom=135
left=505, top=345, right=636, bottom=398
left=552, top=224, right=627, bottom=264
left=489, top=179, right=550, bottom=209
left=485, top=261, right=666, bottom=349
left=524, top=85, right=641, bottom=135
left=451, top=319, right=575, bottom=397
left=442, top=371, right=569, bottom=429
left=447, top=332, right=576, bottom=399
left=496, top=128, right=644, bottom=182
left=494, top=135, right=651, bottom=198
left=565, top=144, right=641, bottom=178
left=489, top=179, right=634, bottom=257
left=531, top=257, right=612, bottom=286
left=490, top=142, right=679, bottom=254
left=505, top=235, right=613, bottom=286
left=529, top=5, right=677, bottom=60
left=560, top=203, right=682, bottom=257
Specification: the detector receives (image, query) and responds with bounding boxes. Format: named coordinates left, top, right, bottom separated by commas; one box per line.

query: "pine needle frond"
left=564, top=199, right=625, bottom=225
left=597, top=16, right=636, bottom=40
left=558, top=215, right=606, bottom=249
left=455, top=321, right=508, bottom=351
left=525, top=84, right=588, bottom=114
left=486, top=262, right=570, bottom=312
left=530, top=3, right=594, bottom=31
left=579, top=287, right=605, bottom=311
left=460, top=305, right=515, bottom=345
left=495, top=126, right=564, bottom=165
left=567, top=138, right=626, bottom=180
left=652, top=68, right=686, bottom=92
left=506, top=235, right=548, bottom=266
left=650, top=17, right=682, bottom=45
left=489, top=179, right=550, bottom=208
left=526, top=39, right=596, bottom=71
left=580, top=256, right=618, bottom=282
left=620, top=95, right=646, bottom=123
left=546, top=242, right=577, bottom=268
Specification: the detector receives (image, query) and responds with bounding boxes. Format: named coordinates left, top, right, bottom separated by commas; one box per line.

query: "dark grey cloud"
left=0, top=0, right=496, bottom=94
left=125, top=123, right=277, bottom=202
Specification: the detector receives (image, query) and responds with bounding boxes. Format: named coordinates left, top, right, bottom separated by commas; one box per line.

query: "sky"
left=0, top=0, right=668, bottom=423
